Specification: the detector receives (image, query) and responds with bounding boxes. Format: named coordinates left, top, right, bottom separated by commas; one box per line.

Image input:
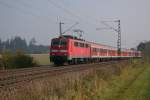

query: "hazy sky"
left=0, top=0, right=150, bottom=48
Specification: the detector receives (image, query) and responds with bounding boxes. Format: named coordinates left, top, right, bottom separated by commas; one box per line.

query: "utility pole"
left=96, top=20, right=122, bottom=56
left=116, top=20, right=121, bottom=56
left=59, top=21, right=78, bottom=37
left=59, top=21, right=64, bottom=37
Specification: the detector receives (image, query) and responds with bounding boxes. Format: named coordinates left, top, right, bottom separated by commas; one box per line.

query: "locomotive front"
left=50, top=37, right=68, bottom=65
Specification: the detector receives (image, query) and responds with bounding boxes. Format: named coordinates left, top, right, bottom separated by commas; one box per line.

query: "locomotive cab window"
left=52, top=40, right=67, bottom=46
left=61, top=41, right=67, bottom=45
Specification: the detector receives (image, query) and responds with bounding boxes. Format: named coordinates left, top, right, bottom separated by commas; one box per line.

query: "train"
left=50, top=35, right=142, bottom=65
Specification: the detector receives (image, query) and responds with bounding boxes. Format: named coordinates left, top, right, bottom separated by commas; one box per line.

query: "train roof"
left=52, top=35, right=139, bottom=52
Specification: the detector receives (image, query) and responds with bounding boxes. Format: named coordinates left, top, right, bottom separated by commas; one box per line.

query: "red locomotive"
left=50, top=35, right=141, bottom=65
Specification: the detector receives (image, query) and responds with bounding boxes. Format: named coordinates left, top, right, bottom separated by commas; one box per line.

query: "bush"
left=1, top=51, right=37, bottom=69
left=0, top=58, right=4, bottom=69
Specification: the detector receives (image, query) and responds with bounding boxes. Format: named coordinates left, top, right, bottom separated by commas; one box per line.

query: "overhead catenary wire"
left=47, top=0, right=100, bottom=26
left=5, top=0, right=81, bottom=26
left=47, top=0, right=82, bottom=21
left=62, top=22, right=79, bottom=34
left=0, top=0, right=57, bottom=24
left=1, top=0, right=119, bottom=35
left=1, top=0, right=100, bottom=28
left=0, top=1, right=36, bottom=17
left=54, top=0, right=120, bottom=29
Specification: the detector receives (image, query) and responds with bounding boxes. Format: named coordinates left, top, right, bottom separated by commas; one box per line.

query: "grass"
left=30, top=54, right=50, bottom=65
left=1, top=59, right=150, bottom=100
left=100, top=60, right=149, bottom=100
left=120, top=63, right=150, bottom=100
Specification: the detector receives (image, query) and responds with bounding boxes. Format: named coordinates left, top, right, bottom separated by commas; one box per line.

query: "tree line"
left=0, top=36, right=49, bottom=54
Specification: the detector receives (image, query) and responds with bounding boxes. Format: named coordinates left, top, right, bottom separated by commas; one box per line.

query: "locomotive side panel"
left=68, top=39, right=91, bottom=61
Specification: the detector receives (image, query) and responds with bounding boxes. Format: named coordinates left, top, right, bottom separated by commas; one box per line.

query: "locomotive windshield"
left=51, top=40, right=67, bottom=46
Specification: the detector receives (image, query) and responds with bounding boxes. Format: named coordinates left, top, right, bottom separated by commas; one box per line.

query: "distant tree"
left=29, top=38, right=36, bottom=46
left=0, top=36, right=49, bottom=54
left=0, top=39, right=2, bottom=53
left=28, top=38, right=49, bottom=54
left=9, top=36, right=27, bottom=52
left=137, top=41, right=150, bottom=57
left=137, top=42, right=145, bottom=52
left=5, top=40, right=10, bottom=50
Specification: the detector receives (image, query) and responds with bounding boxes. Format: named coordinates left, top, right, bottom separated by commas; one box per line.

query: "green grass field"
left=100, top=60, right=150, bottom=100
left=118, top=64, right=150, bottom=100
left=30, top=54, right=50, bottom=65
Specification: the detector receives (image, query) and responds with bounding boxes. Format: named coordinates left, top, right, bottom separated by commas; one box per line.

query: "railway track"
left=0, top=61, right=120, bottom=90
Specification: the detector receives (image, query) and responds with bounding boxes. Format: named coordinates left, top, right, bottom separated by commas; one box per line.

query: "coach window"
left=81, top=43, right=84, bottom=47
left=98, top=48, right=100, bottom=52
left=112, top=50, right=114, bottom=53
left=96, top=48, right=98, bottom=52
left=74, top=42, right=78, bottom=47
left=93, top=48, right=98, bottom=52
left=78, top=42, right=81, bottom=47
left=82, top=43, right=85, bottom=47
left=93, top=48, right=96, bottom=52
left=101, top=49, right=103, bottom=53
left=100, top=49, right=104, bottom=53
left=100, top=49, right=102, bottom=52
left=79, top=43, right=84, bottom=47
left=109, top=50, right=112, bottom=53
left=102, top=49, right=104, bottom=53
left=94, top=48, right=96, bottom=52
left=93, top=48, right=95, bottom=52
left=84, top=43, right=86, bottom=48
left=104, top=49, right=107, bottom=53
left=110, top=50, right=113, bottom=53
left=100, top=48, right=102, bottom=52
left=95, top=48, right=97, bottom=52
left=85, top=44, right=89, bottom=48
left=79, top=43, right=81, bottom=47
left=113, top=50, right=115, bottom=53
